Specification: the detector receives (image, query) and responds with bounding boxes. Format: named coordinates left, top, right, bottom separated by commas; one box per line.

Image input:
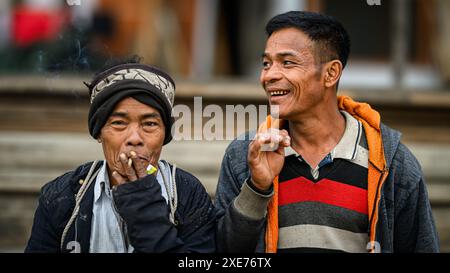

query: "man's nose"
left=261, top=64, right=283, bottom=84
left=126, top=126, right=144, bottom=147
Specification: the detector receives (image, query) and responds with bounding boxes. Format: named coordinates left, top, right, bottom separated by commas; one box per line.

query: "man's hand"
left=248, top=129, right=291, bottom=191
left=112, top=151, right=158, bottom=186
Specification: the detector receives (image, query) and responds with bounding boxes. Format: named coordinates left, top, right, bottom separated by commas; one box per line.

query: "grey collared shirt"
left=89, top=160, right=172, bottom=253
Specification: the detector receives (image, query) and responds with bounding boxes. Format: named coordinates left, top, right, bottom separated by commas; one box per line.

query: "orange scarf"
left=262, top=96, right=388, bottom=253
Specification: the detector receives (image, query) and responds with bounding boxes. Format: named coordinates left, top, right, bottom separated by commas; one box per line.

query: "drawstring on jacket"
left=60, top=160, right=101, bottom=251
left=159, top=161, right=178, bottom=226
left=60, top=160, right=179, bottom=251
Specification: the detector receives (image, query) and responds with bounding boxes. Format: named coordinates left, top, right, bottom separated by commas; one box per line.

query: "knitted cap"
left=86, top=63, right=175, bottom=145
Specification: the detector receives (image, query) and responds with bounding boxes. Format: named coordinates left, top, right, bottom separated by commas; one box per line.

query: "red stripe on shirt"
left=278, top=176, right=368, bottom=215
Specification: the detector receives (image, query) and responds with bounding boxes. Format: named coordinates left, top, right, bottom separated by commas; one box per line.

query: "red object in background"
left=12, top=6, right=68, bottom=47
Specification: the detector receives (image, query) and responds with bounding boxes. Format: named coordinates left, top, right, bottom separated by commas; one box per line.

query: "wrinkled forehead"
left=266, top=28, right=314, bottom=50
left=264, top=28, right=316, bottom=60
left=110, top=97, right=162, bottom=117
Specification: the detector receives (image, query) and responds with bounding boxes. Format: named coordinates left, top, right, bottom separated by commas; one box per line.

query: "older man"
left=25, top=57, right=216, bottom=253
left=215, top=11, right=439, bottom=253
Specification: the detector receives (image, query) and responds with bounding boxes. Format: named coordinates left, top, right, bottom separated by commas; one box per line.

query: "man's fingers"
left=249, top=130, right=291, bottom=159
left=279, top=129, right=291, bottom=147
left=112, top=171, right=127, bottom=185
left=119, top=153, right=138, bottom=181
left=130, top=151, right=147, bottom=178
left=260, top=129, right=290, bottom=152
left=248, top=134, right=268, bottom=159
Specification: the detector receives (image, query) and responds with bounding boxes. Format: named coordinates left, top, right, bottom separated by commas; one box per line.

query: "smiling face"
left=98, top=97, right=165, bottom=178
left=260, top=27, right=328, bottom=120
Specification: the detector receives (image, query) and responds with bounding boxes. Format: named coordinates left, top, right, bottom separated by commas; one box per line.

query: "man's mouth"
left=268, top=90, right=290, bottom=97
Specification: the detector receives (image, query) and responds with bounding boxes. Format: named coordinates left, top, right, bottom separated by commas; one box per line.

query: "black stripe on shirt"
left=280, top=157, right=368, bottom=190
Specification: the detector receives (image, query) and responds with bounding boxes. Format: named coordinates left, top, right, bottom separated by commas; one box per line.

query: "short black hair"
left=265, top=11, right=351, bottom=68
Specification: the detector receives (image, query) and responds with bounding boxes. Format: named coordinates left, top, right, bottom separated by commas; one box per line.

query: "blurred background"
left=0, top=0, right=449, bottom=252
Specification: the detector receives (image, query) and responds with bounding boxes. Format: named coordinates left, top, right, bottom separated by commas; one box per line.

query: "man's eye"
left=284, top=60, right=294, bottom=65
left=143, top=121, right=157, bottom=127
left=262, top=61, right=270, bottom=69
left=111, top=120, right=126, bottom=125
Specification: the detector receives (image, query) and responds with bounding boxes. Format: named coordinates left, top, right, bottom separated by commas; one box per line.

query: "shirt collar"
left=93, top=161, right=111, bottom=203
left=284, top=111, right=362, bottom=162
left=331, top=111, right=362, bottom=161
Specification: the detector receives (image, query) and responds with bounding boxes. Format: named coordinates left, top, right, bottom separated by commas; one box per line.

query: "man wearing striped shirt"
left=277, top=111, right=368, bottom=252
left=215, top=11, right=439, bottom=253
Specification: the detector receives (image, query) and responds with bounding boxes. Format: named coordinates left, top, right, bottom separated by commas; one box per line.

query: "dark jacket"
left=215, top=123, right=440, bottom=253
left=25, top=161, right=216, bottom=253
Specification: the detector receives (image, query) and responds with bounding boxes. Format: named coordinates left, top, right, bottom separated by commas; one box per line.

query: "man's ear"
left=323, top=60, right=343, bottom=88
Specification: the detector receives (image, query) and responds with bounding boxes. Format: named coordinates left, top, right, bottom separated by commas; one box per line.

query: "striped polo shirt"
left=277, top=111, right=369, bottom=253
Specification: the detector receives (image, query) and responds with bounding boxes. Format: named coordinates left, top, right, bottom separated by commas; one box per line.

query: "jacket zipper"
left=368, top=167, right=389, bottom=252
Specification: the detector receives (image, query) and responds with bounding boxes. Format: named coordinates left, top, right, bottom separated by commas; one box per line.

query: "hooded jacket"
left=215, top=96, right=439, bottom=253
left=25, top=161, right=216, bottom=253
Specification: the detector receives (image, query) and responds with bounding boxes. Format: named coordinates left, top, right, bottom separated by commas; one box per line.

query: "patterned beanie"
left=86, top=63, right=175, bottom=145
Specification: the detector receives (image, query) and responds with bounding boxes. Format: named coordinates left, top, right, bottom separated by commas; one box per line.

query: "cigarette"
left=269, top=142, right=277, bottom=149
left=146, top=164, right=157, bottom=175
left=127, top=158, right=132, bottom=167
left=259, top=128, right=282, bottom=152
